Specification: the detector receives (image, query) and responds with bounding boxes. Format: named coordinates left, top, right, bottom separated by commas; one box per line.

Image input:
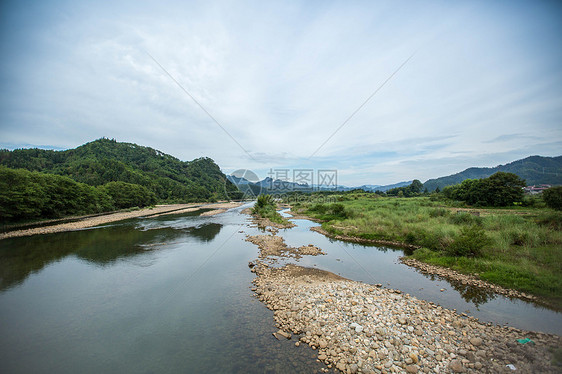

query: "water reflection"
left=0, top=221, right=223, bottom=291
left=420, top=272, right=498, bottom=307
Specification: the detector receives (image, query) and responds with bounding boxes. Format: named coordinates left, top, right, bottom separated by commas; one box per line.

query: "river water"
left=0, top=204, right=560, bottom=373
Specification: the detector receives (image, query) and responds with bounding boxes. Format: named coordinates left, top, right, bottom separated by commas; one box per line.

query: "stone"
left=449, top=359, right=465, bottom=373
left=319, top=339, right=327, bottom=349
left=469, top=337, right=483, bottom=346
left=276, top=329, right=291, bottom=339
left=406, top=364, right=419, bottom=373
left=409, top=352, right=419, bottom=364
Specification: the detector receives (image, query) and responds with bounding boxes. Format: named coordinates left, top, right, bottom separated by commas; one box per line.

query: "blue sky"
left=1, top=0, right=561, bottom=185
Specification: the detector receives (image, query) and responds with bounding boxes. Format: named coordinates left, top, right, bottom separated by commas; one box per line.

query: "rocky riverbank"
left=243, top=206, right=562, bottom=374
left=251, top=261, right=561, bottom=373
left=244, top=208, right=296, bottom=230
left=399, top=258, right=544, bottom=307
left=310, top=226, right=420, bottom=251
left=246, top=234, right=324, bottom=261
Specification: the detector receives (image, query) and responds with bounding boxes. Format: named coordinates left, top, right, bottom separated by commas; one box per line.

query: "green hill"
left=423, top=155, right=562, bottom=192
left=0, top=138, right=240, bottom=204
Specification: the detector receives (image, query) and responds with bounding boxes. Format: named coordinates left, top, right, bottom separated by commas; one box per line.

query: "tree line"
left=0, top=166, right=157, bottom=223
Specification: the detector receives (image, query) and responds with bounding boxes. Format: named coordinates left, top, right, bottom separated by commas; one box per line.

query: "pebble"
left=247, top=234, right=562, bottom=374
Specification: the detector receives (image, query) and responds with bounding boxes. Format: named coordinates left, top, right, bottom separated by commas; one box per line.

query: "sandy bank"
left=0, top=202, right=243, bottom=240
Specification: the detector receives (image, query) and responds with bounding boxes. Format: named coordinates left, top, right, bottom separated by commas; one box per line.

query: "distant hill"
left=423, top=155, right=562, bottom=192
left=225, top=174, right=413, bottom=195
left=0, top=138, right=240, bottom=202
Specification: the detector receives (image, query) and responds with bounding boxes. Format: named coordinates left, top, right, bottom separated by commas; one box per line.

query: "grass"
left=252, top=195, right=291, bottom=225
left=298, top=195, right=562, bottom=308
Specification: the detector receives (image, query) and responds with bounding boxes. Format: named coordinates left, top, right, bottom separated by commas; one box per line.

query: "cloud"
left=0, top=0, right=561, bottom=185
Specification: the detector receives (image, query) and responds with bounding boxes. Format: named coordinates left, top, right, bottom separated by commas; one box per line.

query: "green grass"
left=252, top=195, right=291, bottom=225
left=299, top=195, right=562, bottom=308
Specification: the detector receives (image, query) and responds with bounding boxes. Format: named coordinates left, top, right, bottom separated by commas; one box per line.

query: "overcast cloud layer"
left=1, top=0, right=561, bottom=185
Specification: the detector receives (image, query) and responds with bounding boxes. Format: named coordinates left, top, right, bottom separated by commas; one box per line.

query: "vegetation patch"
left=252, top=195, right=292, bottom=226
left=296, top=193, right=562, bottom=308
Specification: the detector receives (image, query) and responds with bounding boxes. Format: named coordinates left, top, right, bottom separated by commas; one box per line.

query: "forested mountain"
left=0, top=138, right=240, bottom=202
left=423, top=156, right=562, bottom=192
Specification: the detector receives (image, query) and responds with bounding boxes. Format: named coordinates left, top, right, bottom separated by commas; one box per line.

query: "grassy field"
left=294, top=195, right=562, bottom=308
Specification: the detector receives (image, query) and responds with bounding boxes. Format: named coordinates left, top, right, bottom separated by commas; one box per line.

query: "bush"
left=536, top=212, right=562, bottom=230
left=543, top=186, right=562, bottom=210
left=449, top=212, right=482, bottom=226
left=429, top=208, right=449, bottom=218
left=255, top=194, right=274, bottom=209
left=446, top=225, right=489, bottom=257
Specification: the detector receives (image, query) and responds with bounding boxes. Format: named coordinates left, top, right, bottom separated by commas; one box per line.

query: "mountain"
left=0, top=138, right=240, bottom=202
left=369, top=181, right=412, bottom=192
left=423, top=155, right=562, bottom=192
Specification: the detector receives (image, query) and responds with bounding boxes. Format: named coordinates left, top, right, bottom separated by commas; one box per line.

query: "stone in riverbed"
left=449, top=359, right=465, bottom=373
left=409, top=352, right=419, bottom=363
left=469, top=337, right=482, bottom=346
left=276, top=329, right=291, bottom=339
left=406, top=364, right=419, bottom=373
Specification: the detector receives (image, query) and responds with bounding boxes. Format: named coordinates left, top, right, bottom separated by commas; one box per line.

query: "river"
left=0, top=204, right=560, bottom=373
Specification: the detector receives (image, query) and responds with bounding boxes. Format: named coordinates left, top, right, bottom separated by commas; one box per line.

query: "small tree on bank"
left=543, top=186, right=562, bottom=210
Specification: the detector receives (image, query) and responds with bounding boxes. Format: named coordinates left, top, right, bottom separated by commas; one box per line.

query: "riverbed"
left=0, top=204, right=559, bottom=373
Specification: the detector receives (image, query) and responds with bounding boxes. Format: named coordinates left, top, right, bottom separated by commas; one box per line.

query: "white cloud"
left=0, top=0, right=560, bottom=185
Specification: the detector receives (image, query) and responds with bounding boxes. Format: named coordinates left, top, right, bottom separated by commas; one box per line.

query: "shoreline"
left=293, top=210, right=557, bottom=312
left=252, top=261, right=561, bottom=373
left=242, top=212, right=562, bottom=373
left=246, top=210, right=562, bottom=374
left=0, top=202, right=243, bottom=240
left=309, top=225, right=420, bottom=251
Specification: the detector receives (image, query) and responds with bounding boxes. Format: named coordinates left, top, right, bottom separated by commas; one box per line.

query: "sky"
left=1, top=0, right=561, bottom=186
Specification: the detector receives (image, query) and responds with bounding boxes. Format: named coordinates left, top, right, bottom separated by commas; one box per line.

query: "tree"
left=484, top=172, right=525, bottom=206
left=543, top=186, right=562, bottom=210
left=441, top=172, right=525, bottom=206
left=410, top=180, right=423, bottom=194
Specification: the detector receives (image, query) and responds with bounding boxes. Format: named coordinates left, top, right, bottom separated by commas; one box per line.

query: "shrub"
left=543, top=186, right=562, bottom=210
left=446, top=225, right=489, bottom=257
left=449, top=212, right=482, bottom=226
left=255, top=194, right=274, bottom=209
left=536, top=212, right=562, bottom=230
left=429, top=208, right=449, bottom=218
